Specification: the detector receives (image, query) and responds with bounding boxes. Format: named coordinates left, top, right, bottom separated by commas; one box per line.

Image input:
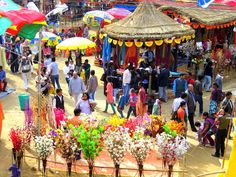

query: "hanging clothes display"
left=124, top=45, right=138, bottom=67
left=118, top=43, right=126, bottom=66
left=102, top=37, right=111, bottom=63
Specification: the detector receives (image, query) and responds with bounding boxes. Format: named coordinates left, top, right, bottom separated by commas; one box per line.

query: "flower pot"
left=67, top=162, right=72, bottom=177
left=138, top=164, right=143, bottom=177
left=115, top=163, right=120, bottom=177
left=42, top=159, right=47, bottom=176
left=168, top=164, right=173, bottom=177
left=12, top=148, right=16, bottom=163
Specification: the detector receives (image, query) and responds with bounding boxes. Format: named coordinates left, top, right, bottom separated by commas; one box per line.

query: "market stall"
left=159, top=6, right=236, bottom=72
left=101, top=2, right=195, bottom=69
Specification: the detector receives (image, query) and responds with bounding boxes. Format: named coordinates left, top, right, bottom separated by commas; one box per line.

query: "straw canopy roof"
left=103, top=3, right=194, bottom=40
left=159, top=6, right=236, bottom=25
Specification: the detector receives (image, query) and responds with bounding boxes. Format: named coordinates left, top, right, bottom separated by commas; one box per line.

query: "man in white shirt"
left=63, top=61, right=70, bottom=85
left=49, top=57, right=60, bottom=89
left=69, top=71, right=85, bottom=106
left=122, top=64, right=132, bottom=104
left=172, top=92, right=188, bottom=116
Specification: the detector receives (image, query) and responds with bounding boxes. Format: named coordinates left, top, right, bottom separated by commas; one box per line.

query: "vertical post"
left=221, top=118, right=233, bottom=169
left=37, top=0, right=43, bottom=171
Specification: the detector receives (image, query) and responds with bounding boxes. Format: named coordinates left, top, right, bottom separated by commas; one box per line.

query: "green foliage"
left=70, top=125, right=103, bottom=161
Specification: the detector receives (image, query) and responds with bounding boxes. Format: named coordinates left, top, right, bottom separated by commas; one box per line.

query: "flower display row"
left=9, top=114, right=188, bottom=177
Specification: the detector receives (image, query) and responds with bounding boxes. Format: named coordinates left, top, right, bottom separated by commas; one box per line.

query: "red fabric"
left=124, top=45, right=137, bottom=67
left=106, top=8, right=131, bottom=19
left=215, top=0, right=236, bottom=6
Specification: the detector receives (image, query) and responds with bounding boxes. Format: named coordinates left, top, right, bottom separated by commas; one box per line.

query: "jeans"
left=123, top=84, right=130, bottom=104
left=195, top=95, right=203, bottom=114
left=117, top=109, right=124, bottom=118
left=202, top=75, right=211, bottom=91
left=104, top=101, right=116, bottom=114
left=65, top=77, right=70, bottom=85
left=89, top=91, right=96, bottom=100
left=215, top=129, right=227, bottom=156
left=127, top=106, right=136, bottom=119
left=22, top=72, right=30, bottom=89
left=51, top=75, right=61, bottom=89
left=113, top=88, right=119, bottom=102
left=159, top=86, right=167, bottom=101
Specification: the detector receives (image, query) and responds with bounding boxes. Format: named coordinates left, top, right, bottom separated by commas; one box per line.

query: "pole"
left=221, top=118, right=233, bottom=169
left=37, top=0, right=43, bottom=171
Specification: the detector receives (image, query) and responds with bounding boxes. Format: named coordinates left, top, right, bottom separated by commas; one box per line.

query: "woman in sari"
left=136, top=82, right=147, bottom=117
left=209, top=83, right=220, bottom=116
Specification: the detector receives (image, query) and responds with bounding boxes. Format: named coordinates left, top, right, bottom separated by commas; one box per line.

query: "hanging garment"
left=118, top=43, right=126, bottom=66
left=124, top=45, right=138, bottom=68
left=102, top=37, right=111, bottom=63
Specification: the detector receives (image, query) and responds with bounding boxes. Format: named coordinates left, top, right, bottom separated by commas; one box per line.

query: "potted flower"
left=9, top=128, right=32, bottom=168
left=35, top=135, right=54, bottom=176
left=70, top=124, right=104, bottom=177
left=104, top=127, right=129, bottom=177
left=129, top=127, right=153, bottom=177
left=156, top=133, right=189, bottom=177
left=49, top=128, right=81, bottom=177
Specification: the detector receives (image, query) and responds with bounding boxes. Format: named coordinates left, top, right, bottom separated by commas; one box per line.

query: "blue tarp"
left=114, top=4, right=137, bottom=12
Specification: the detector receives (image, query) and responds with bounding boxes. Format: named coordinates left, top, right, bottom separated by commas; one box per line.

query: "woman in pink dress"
left=103, top=78, right=116, bottom=114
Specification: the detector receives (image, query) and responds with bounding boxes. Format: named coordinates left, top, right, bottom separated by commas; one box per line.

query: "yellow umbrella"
left=56, top=37, right=96, bottom=50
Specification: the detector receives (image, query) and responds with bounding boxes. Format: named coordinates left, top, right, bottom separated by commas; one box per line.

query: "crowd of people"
left=0, top=28, right=235, bottom=160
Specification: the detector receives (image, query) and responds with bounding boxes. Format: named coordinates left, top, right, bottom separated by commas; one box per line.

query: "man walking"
left=185, top=84, right=197, bottom=132
left=173, top=73, right=188, bottom=98
left=122, top=64, right=132, bottom=104
left=86, top=70, right=98, bottom=100
left=194, top=76, right=203, bottom=116
left=69, top=71, right=85, bottom=105
left=49, top=57, right=60, bottom=89
left=158, top=63, right=170, bottom=102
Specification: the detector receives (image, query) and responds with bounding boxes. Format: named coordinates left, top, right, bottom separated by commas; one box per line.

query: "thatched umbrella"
left=103, top=3, right=194, bottom=40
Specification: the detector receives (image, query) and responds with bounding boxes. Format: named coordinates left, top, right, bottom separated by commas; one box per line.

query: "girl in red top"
left=127, top=88, right=137, bottom=119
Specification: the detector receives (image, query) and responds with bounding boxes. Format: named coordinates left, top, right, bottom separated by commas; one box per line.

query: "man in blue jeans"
left=158, top=63, right=170, bottom=102
left=202, top=60, right=213, bottom=92
left=49, top=57, right=61, bottom=89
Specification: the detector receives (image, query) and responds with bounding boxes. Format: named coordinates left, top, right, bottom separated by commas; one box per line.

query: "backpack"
left=21, top=59, right=31, bottom=73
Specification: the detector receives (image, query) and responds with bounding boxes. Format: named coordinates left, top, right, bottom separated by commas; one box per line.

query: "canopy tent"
left=159, top=6, right=236, bottom=28
left=31, top=31, right=61, bottom=46
left=103, top=3, right=194, bottom=41
left=106, top=8, right=131, bottom=19
left=0, top=0, right=46, bottom=39
left=46, top=3, right=68, bottom=17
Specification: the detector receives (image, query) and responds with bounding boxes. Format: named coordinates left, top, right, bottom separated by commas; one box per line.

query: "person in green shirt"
left=152, top=98, right=165, bottom=116
left=212, top=109, right=230, bottom=158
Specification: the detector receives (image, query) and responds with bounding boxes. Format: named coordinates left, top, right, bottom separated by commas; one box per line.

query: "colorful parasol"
left=56, top=37, right=96, bottom=50
left=31, top=31, right=61, bottom=46
left=83, top=10, right=114, bottom=24
left=0, top=0, right=46, bottom=39
left=106, top=8, right=131, bottom=19
left=215, top=0, right=236, bottom=6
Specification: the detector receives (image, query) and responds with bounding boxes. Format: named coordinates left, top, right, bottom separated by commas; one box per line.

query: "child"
left=104, top=78, right=116, bottom=114
left=117, top=89, right=125, bottom=118
left=127, top=88, right=137, bottom=119
left=195, top=112, right=216, bottom=146
left=152, top=98, right=165, bottom=116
